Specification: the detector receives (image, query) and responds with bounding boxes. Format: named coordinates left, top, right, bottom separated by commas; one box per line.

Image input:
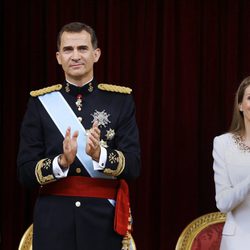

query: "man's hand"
left=86, top=121, right=101, bottom=162
left=59, top=127, right=79, bottom=169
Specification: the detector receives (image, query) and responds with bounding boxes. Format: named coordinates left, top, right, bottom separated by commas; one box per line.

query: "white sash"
left=38, top=91, right=112, bottom=179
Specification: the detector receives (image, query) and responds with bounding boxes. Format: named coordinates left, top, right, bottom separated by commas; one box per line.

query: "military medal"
left=76, top=94, right=83, bottom=111
left=106, top=128, right=115, bottom=140
left=91, top=110, right=111, bottom=127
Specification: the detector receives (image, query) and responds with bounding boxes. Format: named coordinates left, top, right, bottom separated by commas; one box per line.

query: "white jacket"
left=213, top=133, right=250, bottom=250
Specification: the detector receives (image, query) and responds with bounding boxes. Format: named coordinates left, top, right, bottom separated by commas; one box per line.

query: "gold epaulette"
left=98, top=83, right=132, bottom=94
left=30, top=84, right=62, bottom=97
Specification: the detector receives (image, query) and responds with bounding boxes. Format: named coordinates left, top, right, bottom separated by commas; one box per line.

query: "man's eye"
left=63, top=48, right=73, bottom=52
left=78, top=47, right=88, bottom=52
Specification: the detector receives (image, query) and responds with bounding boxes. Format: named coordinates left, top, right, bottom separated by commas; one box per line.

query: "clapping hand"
left=59, top=127, right=79, bottom=169
left=86, top=121, right=101, bottom=161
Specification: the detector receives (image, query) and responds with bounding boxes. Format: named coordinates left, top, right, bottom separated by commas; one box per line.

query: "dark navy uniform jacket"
left=17, top=79, right=141, bottom=250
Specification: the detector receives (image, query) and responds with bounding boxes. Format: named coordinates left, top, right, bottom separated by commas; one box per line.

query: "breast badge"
left=106, top=128, right=115, bottom=140
left=91, top=110, right=111, bottom=127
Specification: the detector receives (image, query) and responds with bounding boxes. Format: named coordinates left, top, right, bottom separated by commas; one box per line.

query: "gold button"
left=76, top=167, right=81, bottom=174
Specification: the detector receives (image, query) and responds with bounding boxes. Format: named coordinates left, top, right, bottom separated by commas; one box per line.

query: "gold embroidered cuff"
left=103, top=150, right=125, bottom=176
left=35, top=158, right=56, bottom=185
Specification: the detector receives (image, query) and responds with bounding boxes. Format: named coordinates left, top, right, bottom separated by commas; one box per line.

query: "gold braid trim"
left=98, top=83, right=132, bottom=94
left=35, top=158, right=56, bottom=185
left=30, top=84, right=62, bottom=97
left=103, top=150, right=125, bottom=176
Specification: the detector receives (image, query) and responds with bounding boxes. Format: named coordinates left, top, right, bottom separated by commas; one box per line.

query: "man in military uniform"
left=17, top=22, right=140, bottom=250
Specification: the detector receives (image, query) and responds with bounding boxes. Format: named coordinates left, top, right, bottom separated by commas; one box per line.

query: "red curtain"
left=2, top=0, right=250, bottom=249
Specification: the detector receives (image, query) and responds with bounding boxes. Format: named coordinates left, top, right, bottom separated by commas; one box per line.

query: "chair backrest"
left=175, top=211, right=226, bottom=250
left=18, top=224, right=33, bottom=250
left=18, top=223, right=136, bottom=250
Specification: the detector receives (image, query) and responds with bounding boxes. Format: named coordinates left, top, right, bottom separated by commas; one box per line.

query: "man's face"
left=56, top=30, right=101, bottom=84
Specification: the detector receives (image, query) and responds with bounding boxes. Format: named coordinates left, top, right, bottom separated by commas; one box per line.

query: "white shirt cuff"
left=52, top=156, right=69, bottom=178
left=93, top=146, right=107, bottom=170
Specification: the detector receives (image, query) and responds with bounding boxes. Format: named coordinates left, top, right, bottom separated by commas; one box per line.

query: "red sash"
left=39, top=176, right=130, bottom=236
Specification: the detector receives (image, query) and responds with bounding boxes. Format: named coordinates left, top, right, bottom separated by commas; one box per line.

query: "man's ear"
left=56, top=52, right=62, bottom=65
left=94, top=48, right=101, bottom=63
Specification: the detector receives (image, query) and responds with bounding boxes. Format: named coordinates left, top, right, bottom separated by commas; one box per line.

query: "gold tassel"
left=122, top=232, right=131, bottom=250
left=121, top=208, right=133, bottom=250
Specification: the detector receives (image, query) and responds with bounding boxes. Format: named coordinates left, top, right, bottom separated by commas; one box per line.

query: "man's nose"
left=71, top=49, right=81, bottom=60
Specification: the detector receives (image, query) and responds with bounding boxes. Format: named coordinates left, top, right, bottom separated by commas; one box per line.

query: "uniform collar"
left=63, top=78, right=97, bottom=97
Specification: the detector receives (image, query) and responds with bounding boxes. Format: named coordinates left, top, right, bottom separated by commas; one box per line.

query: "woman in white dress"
left=213, top=76, right=250, bottom=250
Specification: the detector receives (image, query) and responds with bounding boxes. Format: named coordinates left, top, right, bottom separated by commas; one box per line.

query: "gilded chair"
left=18, top=223, right=136, bottom=250
left=18, top=224, right=33, bottom=250
left=175, top=211, right=226, bottom=250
